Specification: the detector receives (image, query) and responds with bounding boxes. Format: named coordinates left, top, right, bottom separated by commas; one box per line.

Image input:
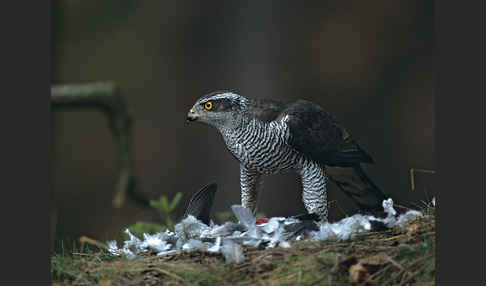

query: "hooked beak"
left=186, top=109, right=199, bottom=122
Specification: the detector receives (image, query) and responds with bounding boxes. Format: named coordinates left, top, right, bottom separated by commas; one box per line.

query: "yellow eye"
left=204, top=101, right=213, bottom=110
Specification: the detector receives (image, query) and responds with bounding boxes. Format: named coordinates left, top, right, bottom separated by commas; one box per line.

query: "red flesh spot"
left=256, top=218, right=269, bottom=225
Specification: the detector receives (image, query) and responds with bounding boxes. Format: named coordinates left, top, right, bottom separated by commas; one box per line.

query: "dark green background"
left=50, top=0, right=434, bottom=247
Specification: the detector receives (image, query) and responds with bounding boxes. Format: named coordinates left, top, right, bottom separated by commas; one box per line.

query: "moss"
left=125, top=221, right=167, bottom=239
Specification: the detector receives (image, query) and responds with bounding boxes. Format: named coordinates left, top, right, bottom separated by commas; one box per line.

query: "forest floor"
left=51, top=206, right=435, bottom=286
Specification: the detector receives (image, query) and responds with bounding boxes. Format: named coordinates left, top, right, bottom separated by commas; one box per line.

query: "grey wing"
left=280, top=100, right=374, bottom=167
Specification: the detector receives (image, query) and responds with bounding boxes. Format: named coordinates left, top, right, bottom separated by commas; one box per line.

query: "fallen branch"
left=51, top=82, right=144, bottom=208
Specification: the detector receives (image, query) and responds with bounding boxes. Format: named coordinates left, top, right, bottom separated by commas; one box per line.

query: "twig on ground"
left=409, top=168, right=435, bottom=191
left=79, top=235, right=108, bottom=252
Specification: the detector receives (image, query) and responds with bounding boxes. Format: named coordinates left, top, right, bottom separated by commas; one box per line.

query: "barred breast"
left=222, top=116, right=303, bottom=174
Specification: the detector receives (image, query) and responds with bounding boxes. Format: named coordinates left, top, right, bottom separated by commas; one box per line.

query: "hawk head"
left=187, top=91, right=249, bottom=128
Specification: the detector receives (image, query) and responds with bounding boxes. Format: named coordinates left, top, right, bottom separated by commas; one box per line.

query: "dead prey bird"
left=186, top=91, right=387, bottom=221
left=183, top=182, right=319, bottom=240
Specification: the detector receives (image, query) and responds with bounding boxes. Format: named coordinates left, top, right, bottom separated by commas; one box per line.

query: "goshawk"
left=187, top=91, right=386, bottom=221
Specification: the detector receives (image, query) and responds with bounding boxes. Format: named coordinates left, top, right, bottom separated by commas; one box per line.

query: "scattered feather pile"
left=107, top=198, right=424, bottom=263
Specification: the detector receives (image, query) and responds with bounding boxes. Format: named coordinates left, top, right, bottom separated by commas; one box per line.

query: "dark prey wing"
left=183, top=183, right=217, bottom=225
left=280, top=100, right=374, bottom=167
